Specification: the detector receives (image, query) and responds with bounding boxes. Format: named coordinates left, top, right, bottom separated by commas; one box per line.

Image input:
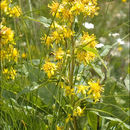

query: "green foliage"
left=0, top=0, right=129, bottom=130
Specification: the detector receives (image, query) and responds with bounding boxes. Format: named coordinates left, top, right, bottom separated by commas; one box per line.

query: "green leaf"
left=25, top=16, right=51, bottom=27
left=91, top=63, right=105, bottom=80
left=124, top=74, right=130, bottom=92
left=103, top=78, right=129, bottom=108
left=16, top=82, right=40, bottom=99
left=83, top=47, right=108, bottom=70
left=87, top=111, right=97, bottom=130
left=38, top=16, right=51, bottom=27
left=100, top=45, right=112, bottom=57
left=38, top=83, right=57, bottom=106
left=85, top=102, right=129, bottom=126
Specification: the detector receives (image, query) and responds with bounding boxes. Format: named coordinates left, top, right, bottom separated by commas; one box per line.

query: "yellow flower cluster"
left=0, top=23, right=18, bottom=62
left=77, top=50, right=95, bottom=65
left=0, top=0, right=22, bottom=17
left=76, top=80, right=103, bottom=102
left=76, top=85, right=88, bottom=95
left=87, top=80, right=104, bottom=102
left=3, top=67, right=16, bottom=80
left=0, top=24, right=14, bottom=45
left=0, top=22, right=18, bottom=80
left=66, top=114, right=73, bottom=123
left=55, top=48, right=65, bottom=61
left=122, top=0, right=127, bottom=2
left=42, top=61, right=57, bottom=78
left=73, top=106, right=83, bottom=116
left=77, top=32, right=98, bottom=64
left=81, top=32, right=97, bottom=48
left=64, top=86, right=75, bottom=96
left=56, top=125, right=63, bottom=130
left=41, top=22, right=74, bottom=47
left=49, top=0, right=99, bottom=21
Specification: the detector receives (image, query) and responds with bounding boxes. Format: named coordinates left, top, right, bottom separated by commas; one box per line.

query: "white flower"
left=96, top=43, right=104, bottom=48
left=112, top=33, right=119, bottom=37
left=109, top=33, right=119, bottom=37
left=117, top=38, right=125, bottom=45
left=83, top=22, right=94, bottom=29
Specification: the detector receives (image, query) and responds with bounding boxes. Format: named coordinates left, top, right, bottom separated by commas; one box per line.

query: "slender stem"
left=97, top=115, right=100, bottom=130
left=69, top=21, right=78, bottom=130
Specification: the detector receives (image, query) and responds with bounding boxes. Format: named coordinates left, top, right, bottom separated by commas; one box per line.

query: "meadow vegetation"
left=0, top=0, right=129, bottom=130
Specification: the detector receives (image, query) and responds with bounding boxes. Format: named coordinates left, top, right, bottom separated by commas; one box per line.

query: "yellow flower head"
left=122, top=0, right=127, bottom=2
left=22, top=53, right=26, bottom=59
left=77, top=85, right=88, bottom=95
left=82, top=32, right=97, bottom=48
left=42, top=61, right=57, bottom=78
left=41, top=34, right=53, bottom=48
left=0, top=0, right=8, bottom=13
left=73, top=106, right=83, bottom=116
left=87, top=80, right=104, bottom=102
left=9, top=5, right=22, bottom=17
left=64, top=86, right=75, bottom=96
left=0, top=25, right=14, bottom=44
left=77, top=50, right=95, bottom=65
left=3, top=68, right=8, bottom=74
left=52, top=31, right=63, bottom=44
left=12, top=48, right=18, bottom=57
left=66, top=114, right=73, bottom=123
left=63, top=27, right=74, bottom=38
left=48, top=1, right=59, bottom=15
left=55, top=48, right=64, bottom=60
left=3, top=67, right=16, bottom=80
left=56, top=126, right=63, bottom=130
left=70, top=1, right=85, bottom=15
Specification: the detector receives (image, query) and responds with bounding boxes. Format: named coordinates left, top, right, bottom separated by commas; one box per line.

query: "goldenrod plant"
left=0, top=0, right=129, bottom=130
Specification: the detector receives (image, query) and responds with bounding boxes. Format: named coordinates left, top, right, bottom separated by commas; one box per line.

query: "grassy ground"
left=0, top=0, right=129, bottom=129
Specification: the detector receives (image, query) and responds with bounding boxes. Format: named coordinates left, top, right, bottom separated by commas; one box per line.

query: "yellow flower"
left=0, top=0, right=8, bottom=13
left=77, top=85, right=88, bottom=95
left=117, top=47, right=123, bottom=51
left=42, top=61, right=57, bottom=78
left=22, top=53, right=26, bottom=58
left=48, top=1, right=59, bottom=15
left=9, top=5, right=22, bottom=17
left=12, top=48, right=18, bottom=57
left=55, top=48, right=64, bottom=60
left=87, top=80, right=104, bottom=102
left=64, top=86, right=75, bottom=96
left=122, top=0, right=127, bottom=2
left=77, top=50, right=95, bottom=65
left=63, top=27, right=74, bottom=38
left=3, top=68, right=8, bottom=74
left=73, top=106, right=83, bottom=116
left=41, top=35, right=53, bottom=48
left=52, top=31, right=63, bottom=44
left=56, top=126, right=63, bottom=130
left=0, top=25, right=14, bottom=44
left=66, top=114, right=73, bottom=123
left=70, top=1, right=85, bottom=15
left=81, top=32, right=97, bottom=48
left=58, top=7, right=73, bottom=20
left=10, top=67, right=16, bottom=80
left=2, top=67, right=16, bottom=80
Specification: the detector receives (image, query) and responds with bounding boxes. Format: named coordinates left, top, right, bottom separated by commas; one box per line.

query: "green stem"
left=69, top=21, right=78, bottom=130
